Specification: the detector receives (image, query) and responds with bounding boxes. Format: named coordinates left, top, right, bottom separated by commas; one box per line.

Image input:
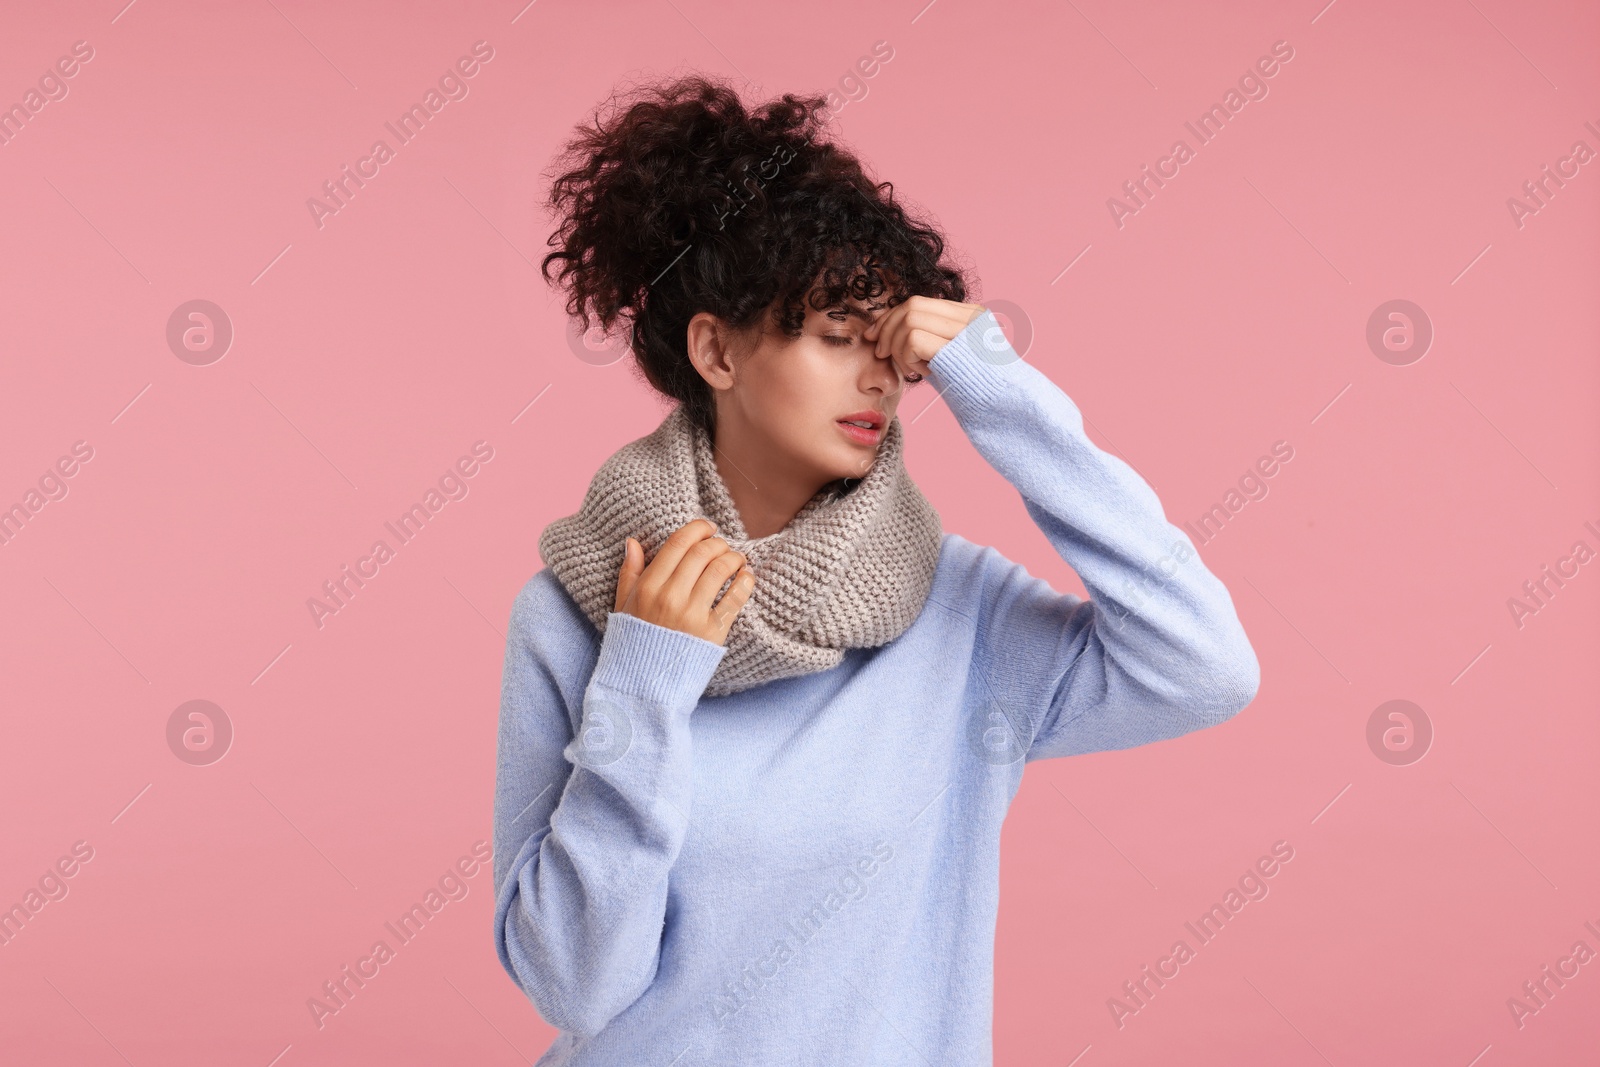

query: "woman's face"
left=691, top=291, right=913, bottom=491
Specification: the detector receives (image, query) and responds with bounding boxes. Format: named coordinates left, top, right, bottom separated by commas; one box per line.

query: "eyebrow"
left=829, top=303, right=879, bottom=324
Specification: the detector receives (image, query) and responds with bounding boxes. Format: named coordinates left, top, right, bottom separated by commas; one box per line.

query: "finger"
left=876, top=299, right=960, bottom=343
left=878, top=302, right=923, bottom=367
left=710, top=566, right=757, bottom=636
left=878, top=343, right=921, bottom=387
left=905, top=327, right=950, bottom=369
left=690, top=547, right=748, bottom=610
left=613, top=537, right=643, bottom=613
left=902, top=309, right=977, bottom=378
left=641, top=518, right=719, bottom=596
left=880, top=300, right=970, bottom=368
left=863, top=302, right=895, bottom=339
left=907, top=298, right=984, bottom=344
left=917, top=297, right=984, bottom=332
left=866, top=301, right=907, bottom=356
left=870, top=307, right=896, bottom=351
left=887, top=319, right=922, bottom=377
left=869, top=297, right=980, bottom=340
left=660, top=531, right=737, bottom=606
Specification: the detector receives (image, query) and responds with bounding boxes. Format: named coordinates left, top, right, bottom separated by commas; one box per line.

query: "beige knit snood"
left=538, top=405, right=943, bottom=697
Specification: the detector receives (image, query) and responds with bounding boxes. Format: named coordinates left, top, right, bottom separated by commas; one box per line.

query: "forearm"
left=492, top=605, right=725, bottom=1036
left=927, top=311, right=1259, bottom=749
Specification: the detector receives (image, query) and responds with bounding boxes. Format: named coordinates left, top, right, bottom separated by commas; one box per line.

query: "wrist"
left=927, top=308, right=1019, bottom=410
left=593, top=611, right=727, bottom=707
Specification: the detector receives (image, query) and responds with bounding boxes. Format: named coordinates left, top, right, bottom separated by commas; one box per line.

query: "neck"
left=709, top=418, right=833, bottom=540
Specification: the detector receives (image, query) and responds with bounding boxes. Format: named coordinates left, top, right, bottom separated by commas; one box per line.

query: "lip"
left=835, top=410, right=885, bottom=446
left=836, top=421, right=881, bottom=446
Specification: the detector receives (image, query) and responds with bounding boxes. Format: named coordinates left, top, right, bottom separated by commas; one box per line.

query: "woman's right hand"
left=613, top=518, right=755, bottom=646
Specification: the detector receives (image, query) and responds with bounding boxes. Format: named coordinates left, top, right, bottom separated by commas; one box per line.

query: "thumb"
left=614, top=537, right=643, bottom=612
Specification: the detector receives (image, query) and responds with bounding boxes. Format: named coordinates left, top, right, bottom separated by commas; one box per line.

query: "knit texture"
left=537, top=404, right=943, bottom=697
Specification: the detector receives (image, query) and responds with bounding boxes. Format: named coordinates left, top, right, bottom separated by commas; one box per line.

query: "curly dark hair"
left=539, top=72, right=973, bottom=435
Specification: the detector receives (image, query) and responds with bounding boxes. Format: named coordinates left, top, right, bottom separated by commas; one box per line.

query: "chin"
left=804, top=424, right=881, bottom=482
left=827, top=448, right=878, bottom=482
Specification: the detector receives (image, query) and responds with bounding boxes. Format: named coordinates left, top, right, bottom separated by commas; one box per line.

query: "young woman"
left=492, top=75, right=1260, bottom=1065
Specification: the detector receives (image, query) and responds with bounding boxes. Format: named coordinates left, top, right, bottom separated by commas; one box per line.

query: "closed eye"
left=823, top=334, right=855, bottom=347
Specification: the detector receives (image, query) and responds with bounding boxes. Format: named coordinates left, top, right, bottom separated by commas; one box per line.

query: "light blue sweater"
left=492, top=309, right=1260, bottom=1065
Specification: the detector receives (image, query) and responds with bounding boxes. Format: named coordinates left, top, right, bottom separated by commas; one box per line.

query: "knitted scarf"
left=538, top=405, right=943, bottom=697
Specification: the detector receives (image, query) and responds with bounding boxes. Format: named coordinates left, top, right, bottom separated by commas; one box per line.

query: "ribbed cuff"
left=927, top=308, right=1023, bottom=414
left=590, top=611, right=727, bottom=707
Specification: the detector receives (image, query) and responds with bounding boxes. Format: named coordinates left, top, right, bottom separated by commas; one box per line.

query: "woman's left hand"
left=863, top=296, right=988, bottom=382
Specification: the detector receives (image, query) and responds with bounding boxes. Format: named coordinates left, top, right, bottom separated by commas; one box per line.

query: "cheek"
left=744, top=349, right=849, bottom=450
left=750, top=348, right=832, bottom=414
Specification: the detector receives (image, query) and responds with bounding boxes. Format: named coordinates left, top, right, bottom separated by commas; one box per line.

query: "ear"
left=686, top=311, right=741, bottom=390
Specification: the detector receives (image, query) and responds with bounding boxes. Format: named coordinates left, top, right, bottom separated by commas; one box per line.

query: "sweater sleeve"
left=924, top=309, right=1260, bottom=763
left=491, top=573, right=727, bottom=1037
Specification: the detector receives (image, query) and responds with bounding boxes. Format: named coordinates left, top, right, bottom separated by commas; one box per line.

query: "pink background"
left=2, top=0, right=1597, bottom=1063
